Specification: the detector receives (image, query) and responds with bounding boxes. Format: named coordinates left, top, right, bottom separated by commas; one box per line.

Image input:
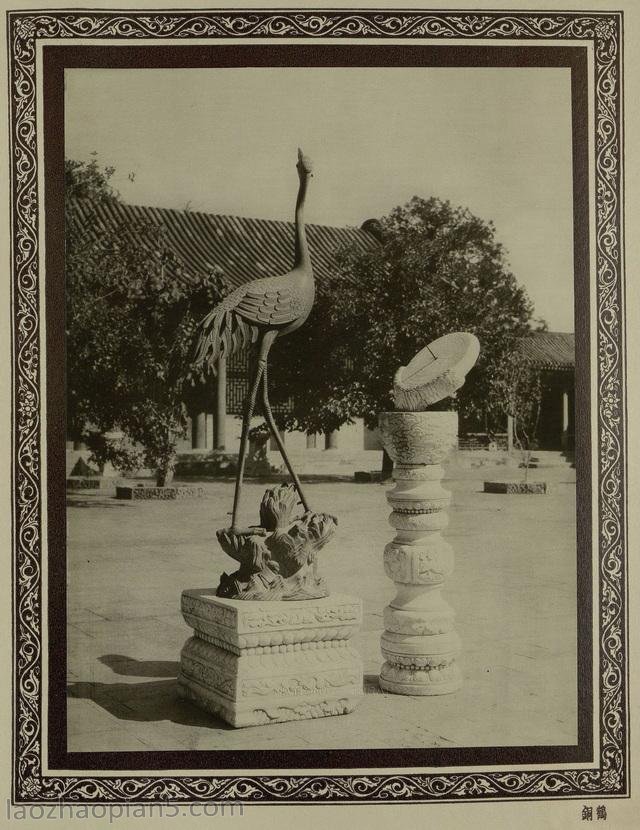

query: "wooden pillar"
left=192, top=412, right=207, bottom=450
left=325, top=430, right=338, bottom=450
left=270, top=429, right=286, bottom=452
left=507, top=415, right=514, bottom=454
left=561, top=390, right=569, bottom=451
left=206, top=413, right=214, bottom=449
left=214, top=355, right=227, bottom=450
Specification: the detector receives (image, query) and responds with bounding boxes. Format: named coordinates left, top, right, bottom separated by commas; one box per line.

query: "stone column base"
left=178, top=590, right=363, bottom=728
left=379, top=666, right=462, bottom=696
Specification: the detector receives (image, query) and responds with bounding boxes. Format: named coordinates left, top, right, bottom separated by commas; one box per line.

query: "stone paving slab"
left=67, top=463, right=577, bottom=752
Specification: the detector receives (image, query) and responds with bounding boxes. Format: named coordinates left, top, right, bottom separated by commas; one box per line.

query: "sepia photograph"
left=64, top=61, right=579, bottom=755
left=4, top=1, right=632, bottom=814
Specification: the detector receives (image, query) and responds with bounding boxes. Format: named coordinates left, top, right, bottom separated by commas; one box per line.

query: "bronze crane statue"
left=192, top=149, right=315, bottom=531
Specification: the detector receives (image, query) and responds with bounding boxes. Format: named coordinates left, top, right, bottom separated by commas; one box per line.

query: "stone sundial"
left=393, top=332, right=480, bottom=411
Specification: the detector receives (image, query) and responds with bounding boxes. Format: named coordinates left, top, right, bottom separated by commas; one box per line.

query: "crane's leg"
left=261, top=359, right=311, bottom=513
left=231, top=350, right=265, bottom=531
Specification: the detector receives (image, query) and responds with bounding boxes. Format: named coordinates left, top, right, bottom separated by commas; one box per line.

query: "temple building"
left=67, top=200, right=575, bottom=468
left=517, top=331, right=575, bottom=452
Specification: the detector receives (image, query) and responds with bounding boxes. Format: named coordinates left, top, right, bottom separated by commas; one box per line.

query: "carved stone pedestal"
left=178, top=589, right=363, bottom=727
left=378, top=411, right=461, bottom=695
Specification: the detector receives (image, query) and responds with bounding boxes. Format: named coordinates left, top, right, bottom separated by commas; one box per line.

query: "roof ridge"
left=69, top=196, right=374, bottom=235
left=524, top=331, right=575, bottom=337
left=67, top=196, right=379, bottom=292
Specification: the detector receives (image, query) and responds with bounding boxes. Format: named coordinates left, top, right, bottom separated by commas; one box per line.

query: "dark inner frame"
left=45, top=43, right=591, bottom=772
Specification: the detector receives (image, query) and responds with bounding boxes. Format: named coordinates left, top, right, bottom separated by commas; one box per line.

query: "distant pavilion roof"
left=68, top=198, right=379, bottom=292
left=519, top=331, right=575, bottom=371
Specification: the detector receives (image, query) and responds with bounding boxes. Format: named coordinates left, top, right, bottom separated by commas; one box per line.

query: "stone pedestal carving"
left=378, top=411, right=461, bottom=695
left=178, top=589, right=363, bottom=727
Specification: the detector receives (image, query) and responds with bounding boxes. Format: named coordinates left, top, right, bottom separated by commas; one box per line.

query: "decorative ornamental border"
left=8, top=9, right=626, bottom=803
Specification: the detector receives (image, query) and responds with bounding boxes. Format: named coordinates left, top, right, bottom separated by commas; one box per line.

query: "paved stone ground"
left=67, top=462, right=577, bottom=751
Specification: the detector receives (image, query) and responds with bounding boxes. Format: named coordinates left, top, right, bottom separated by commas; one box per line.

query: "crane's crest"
left=297, top=147, right=313, bottom=173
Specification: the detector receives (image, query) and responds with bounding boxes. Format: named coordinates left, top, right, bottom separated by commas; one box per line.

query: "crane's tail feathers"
left=191, top=306, right=256, bottom=378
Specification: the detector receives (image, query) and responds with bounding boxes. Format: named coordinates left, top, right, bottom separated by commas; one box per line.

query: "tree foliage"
left=487, top=349, right=542, bottom=478
left=66, top=156, right=226, bottom=483
left=268, top=196, right=534, bottom=436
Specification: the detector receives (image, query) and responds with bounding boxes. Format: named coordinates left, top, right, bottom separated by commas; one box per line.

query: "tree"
left=487, top=349, right=542, bottom=480
left=267, top=196, right=534, bottom=459
left=66, top=155, right=226, bottom=485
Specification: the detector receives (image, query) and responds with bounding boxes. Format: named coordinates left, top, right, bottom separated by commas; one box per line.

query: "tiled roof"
left=519, top=331, right=575, bottom=370
left=68, top=198, right=379, bottom=293
left=68, top=200, right=575, bottom=375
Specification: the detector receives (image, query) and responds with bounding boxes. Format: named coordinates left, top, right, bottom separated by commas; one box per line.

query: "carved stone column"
left=378, top=411, right=460, bottom=695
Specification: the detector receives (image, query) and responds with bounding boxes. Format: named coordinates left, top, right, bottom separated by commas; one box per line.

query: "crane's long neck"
left=294, top=174, right=310, bottom=270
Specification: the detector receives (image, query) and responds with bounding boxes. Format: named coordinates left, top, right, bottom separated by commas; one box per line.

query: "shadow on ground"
left=364, top=673, right=385, bottom=695
left=68, top=655, right=232, bottom=730
left=99, top=654, right=179, bottom=677
left=176, top=475, right=363, bottom=485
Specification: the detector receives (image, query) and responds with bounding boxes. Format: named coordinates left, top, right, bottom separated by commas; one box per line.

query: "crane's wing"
left=191, top=276, right=304, bottom=375
left=191, top=284, right=257, bottom=374
left=234, top=280, right=304, bottom=327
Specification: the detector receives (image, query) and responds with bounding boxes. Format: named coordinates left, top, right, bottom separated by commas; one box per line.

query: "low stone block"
left=67, top=476, right=120, bottom=491
left=178, top=591, right=364, bottom=727
left=483, top=481, right=547, bottom=494
left=115, top=485, right=206, bottom=500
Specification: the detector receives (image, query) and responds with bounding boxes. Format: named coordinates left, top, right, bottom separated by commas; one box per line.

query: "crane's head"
left=296, top=147, right=314, bottom=178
